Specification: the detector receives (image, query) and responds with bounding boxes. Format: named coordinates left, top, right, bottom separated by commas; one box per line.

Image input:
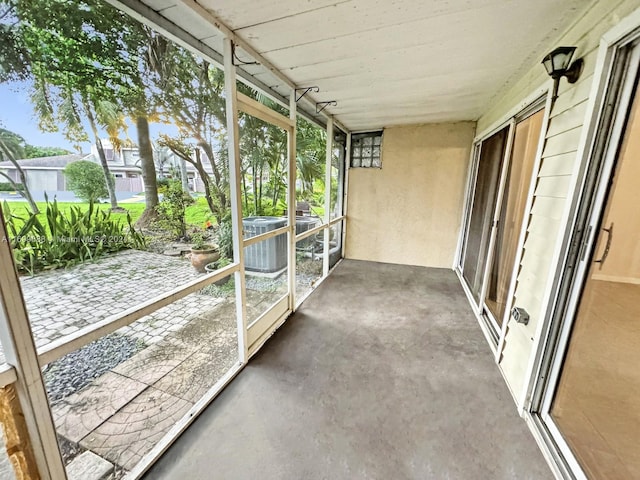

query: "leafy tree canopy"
left=24, top=144, right=71, bottom=158
left=3, top=0, right=142, bottom=94
left=0, top=0, right=146, bottom=148
left=0, top=127, right=70, bottom=159
left=296, top=117, right=326, bottom=196
left=0, top=127, right=25, bottom=160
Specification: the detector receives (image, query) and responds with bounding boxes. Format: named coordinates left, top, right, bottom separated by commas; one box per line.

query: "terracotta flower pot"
left=190, top=245, right=220, bottom=273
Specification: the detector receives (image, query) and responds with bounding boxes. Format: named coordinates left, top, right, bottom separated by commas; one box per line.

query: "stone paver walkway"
left=52, top=298, right=238, bottom=472
left=24, top=250, right=204, bottom=347
left=0, top=250, right=237, bottom=478
left=0, top=250, right=205, bottom=363
left=0, top=248, right=308, bottom=477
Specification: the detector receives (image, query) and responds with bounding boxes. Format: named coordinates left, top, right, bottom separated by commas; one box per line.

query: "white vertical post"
left=323, top=117, right=334, bottom=276
left=0, top=209, right=67, bottom=480
left=288, top=92, right=297, bottom=311
left=341, top=132, right=352, bottom=258
left=223, top=38, right=248, bottom=363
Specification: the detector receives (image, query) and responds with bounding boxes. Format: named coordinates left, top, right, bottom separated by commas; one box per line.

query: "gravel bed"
left=204, top=273, right=318, bottom=293
left=245, top=276, right=285, bottom=293
left=43, top=333, right=146, bottom=404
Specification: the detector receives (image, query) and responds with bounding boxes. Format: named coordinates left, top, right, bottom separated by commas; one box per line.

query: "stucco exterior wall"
left=345, top=122, right=475, bottom=268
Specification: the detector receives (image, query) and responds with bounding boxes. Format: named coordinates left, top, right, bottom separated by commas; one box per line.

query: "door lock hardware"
left=594, top=222, right=613, bottom=269
left=511, top=307, right=530, bottom=325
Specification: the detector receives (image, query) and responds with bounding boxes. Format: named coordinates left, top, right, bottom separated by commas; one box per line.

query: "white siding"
left=476, top=0, right=640, bottom=405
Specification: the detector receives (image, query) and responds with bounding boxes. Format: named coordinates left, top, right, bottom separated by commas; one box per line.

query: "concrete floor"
left=144, top=260, right=552, bottom=480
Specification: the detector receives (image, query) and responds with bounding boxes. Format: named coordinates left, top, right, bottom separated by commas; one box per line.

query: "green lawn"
left=2, top=197, right=215, bottom=229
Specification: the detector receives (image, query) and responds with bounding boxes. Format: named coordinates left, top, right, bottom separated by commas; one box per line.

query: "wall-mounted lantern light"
left=542, top=46, right=584, bottom=103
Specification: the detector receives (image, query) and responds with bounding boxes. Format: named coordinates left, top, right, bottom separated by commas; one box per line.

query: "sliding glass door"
left=547, top=56, right=640, bottom=479
left=461, top=127, right=509, bottom=303
left=459, top=103, right=546, bottom=341
left=485, top=109, right=545, bottom=327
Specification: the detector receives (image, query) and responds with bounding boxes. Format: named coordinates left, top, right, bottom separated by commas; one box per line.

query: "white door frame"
left=456, top=96, right=547, bottom=345
left=455, top=124, right=513, bottom=350
left=232, top=82, right=297, bottom=355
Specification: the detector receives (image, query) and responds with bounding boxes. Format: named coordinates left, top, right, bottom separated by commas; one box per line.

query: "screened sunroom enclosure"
left=2, top=0, right=640, bottom=479
left=0, top=21, right=348, bottom=478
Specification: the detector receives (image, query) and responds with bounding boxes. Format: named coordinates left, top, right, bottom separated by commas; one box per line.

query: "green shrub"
left=261, top=198, right=287, bottom=216
left=157, top=177, right=171, bottom=194
left=244, top=197, right=287, bottom=217
left=312, top=190, right=325, bottom=207
left=190, top=230, right=214, bottom=250
left=154, top=180, right=188, bottom=239
left=216, top=220, right=233, bottom=260
left=64, top=160, right=109, bottom=202
left=2, top=199, right=146, bottom=275
left=0, top=182, right=25, bottom=192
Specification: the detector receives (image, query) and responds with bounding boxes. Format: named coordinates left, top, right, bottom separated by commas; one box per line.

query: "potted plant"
left=205, top=256, right=233, bottom=286
left=190, top=232, right=220, bottom=273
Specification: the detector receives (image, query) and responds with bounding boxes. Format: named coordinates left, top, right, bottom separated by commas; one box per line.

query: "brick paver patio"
left=0, top=250, right=238, bottom=477
left=53, top=299, right=239, bottom=471
left=20, top=250, right=206, bottom=353
left=0, top=248, right=294, bottom=477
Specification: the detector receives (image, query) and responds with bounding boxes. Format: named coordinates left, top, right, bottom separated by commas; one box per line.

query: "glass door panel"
left=329, top=130, right=346, bottom=269
left=330, top=130, right=346, bottom=220
left=486, top=109, right=545, bottom=325
left=238, top=110, right=291, bottom=344
left=329, top=221, right=343, bottom=270
left=461, top=127, right=509, bottom=303
left=550, top=73, right=640, bottom=479
left=243, top=231, right=289, bottom=327
left=296, top=235, right=323, bottom=302
left=295, top=117, right=326, bottom=219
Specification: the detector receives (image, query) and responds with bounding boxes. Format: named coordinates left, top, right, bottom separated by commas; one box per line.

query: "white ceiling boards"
left=133, top=0, right=590, bottom=131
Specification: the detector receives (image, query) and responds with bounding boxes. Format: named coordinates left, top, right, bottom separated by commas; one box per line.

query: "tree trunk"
left=196, top=167, right=217, bottom=221
left=193, top=149, right=218, bottom=220
left=270, top=154, right=280, bottom=207
left=135, top=116, right=159, bottom=227
left=258, top=161, right=264, bottom=215
left=252, top=164, right=258, bottom=215
left=197, top=139, right=227, bottom=215
left=241, top=167, right=248, bottom=212
left=84, top=104, right=119, bottom=210
left=179, top=158, right=190, bottom=194
left=163, top=144, right=219, bottom=221
left=197, top=139, right=220, bottom=185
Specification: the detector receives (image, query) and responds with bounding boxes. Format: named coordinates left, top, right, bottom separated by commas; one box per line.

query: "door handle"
left=594, top=222, right=613, bottom=269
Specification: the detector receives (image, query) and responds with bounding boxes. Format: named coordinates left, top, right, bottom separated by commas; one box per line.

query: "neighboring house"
left=0, top=151, right=144, bottom=194
left=0, top=154, right=89, bottom=192
left=0, top=140, right=219, bottom=196
left=154, top=144, right=215, bottom=193
left=98, top=139, right=218, bottom=193
left=91, top=140, right=144, bottom=192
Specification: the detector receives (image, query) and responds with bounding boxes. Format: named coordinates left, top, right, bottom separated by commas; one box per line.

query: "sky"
left=0, top=80, right=180, bottom=155
left=0, top=80, right=87, bottom=152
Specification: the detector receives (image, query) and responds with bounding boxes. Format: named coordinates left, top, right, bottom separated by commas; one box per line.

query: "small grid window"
left=350, top=131, right=383, bottom=168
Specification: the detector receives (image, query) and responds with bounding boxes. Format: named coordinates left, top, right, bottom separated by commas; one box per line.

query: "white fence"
left=115, top=177, right=144, bottom=192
